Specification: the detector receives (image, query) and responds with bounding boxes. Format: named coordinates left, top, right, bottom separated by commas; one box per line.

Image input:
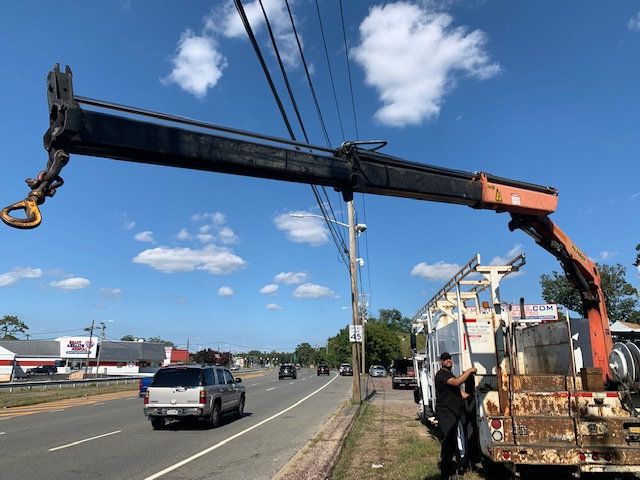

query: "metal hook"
left=0, top=197, right=43, bottom=229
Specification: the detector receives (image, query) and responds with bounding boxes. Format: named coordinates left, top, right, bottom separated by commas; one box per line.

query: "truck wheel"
left=150, top=417, right=165, bottom=430
left=208, top=402, right=221, bottom=429
left=392, top=383, right=398, bottom=389
left=236, top=395, right=245, bottom=418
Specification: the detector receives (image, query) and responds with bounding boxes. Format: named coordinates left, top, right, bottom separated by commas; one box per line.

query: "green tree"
left=147, top=336, right=175, bottom=347
left=540, top=263, right=640, bottom=323
left=294, top=342, right=315, bottom=366
left=326, top=327, right=351, bottom=367
left=376, top=308, right=412, bottom=333
left=364, top=321, right=401, bottom=369
left=0, top=315, right=29, bottom=340
left=634, top=244, right=639, bottom=268
left=120, top=334, right=137, bottom=341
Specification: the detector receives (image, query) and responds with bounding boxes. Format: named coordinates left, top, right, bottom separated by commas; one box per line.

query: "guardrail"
left=0, top=376, right=142, bottom=393
left=0, top=367, right=269, bottom=393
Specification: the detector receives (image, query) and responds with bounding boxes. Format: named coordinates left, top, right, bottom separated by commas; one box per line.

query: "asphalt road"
left=0, top=369, right=351, bottom=480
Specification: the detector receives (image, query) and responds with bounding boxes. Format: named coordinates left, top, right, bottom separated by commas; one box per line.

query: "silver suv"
left=144, top=365, right=245, bottom=430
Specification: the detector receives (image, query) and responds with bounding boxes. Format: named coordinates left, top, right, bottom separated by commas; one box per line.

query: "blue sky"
left=1, top=1, right=639, bottom=352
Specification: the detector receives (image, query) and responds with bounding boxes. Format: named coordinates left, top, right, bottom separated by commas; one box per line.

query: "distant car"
left=339, top=363, right=353, bottom=376
left=139, top=376, right=154, bottom=397
left=144, top=365, right=245, bottom=430
left=295, top=364, right=301, bottom=370
left=368, top=365, right=387, bottom=377
left=279, top=364, right=297, bottom=380
left=317, top=363, right=330, bottom=376
left=27, top=365, right=57, bottom=376
left=229, top=365, right=241, bottom=372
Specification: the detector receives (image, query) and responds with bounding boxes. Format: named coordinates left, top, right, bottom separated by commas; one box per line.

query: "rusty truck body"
left=413, top=253, right=640, bottom=477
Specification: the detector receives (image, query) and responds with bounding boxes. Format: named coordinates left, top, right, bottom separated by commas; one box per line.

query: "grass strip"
left=331, top=401, right=483, bottom=480
left=0, top=382, right=137, bottom=408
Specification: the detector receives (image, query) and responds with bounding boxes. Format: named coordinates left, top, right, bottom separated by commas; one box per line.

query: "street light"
left=289, top=209, right=367, bottom=403
left=288, top=213, right=367, bottom=235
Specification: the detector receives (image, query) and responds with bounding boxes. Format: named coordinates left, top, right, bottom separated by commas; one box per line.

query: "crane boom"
left=1, top=65, right=612, bottom=383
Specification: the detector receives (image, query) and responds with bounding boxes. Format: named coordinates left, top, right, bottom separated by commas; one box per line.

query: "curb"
left=272, top=398, right=361, bottom=480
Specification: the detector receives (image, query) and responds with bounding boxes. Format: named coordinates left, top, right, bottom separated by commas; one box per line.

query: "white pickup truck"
left=143, top=365, right=246, bottom=429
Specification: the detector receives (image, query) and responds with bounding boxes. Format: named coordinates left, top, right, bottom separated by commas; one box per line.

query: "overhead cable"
left=338, top=0, right=359, bottom=139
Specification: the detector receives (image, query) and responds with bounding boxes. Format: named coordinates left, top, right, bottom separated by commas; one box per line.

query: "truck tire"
left=236, top=394, right=245, bottom=418
left=150, top=417, right=165, bottom=430
left=392, top=382, right=398, bottom=389
left=208, top=402, right=221, bottom=429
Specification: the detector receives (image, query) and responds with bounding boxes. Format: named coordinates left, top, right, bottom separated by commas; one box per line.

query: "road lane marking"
left=289, top=382, right=295, bottom=385
left=249, top=383, right=258, bottom=386
left=145, top=374, right=339, bottom=480
left=0, top=432, right=5, bottom=435
left=93, top=402, right=106, bottom=406
left=49, top=430, right=121, bottom=452
left=49, top=409, right=65, bottom=413
left=266, top=387, right=276, bottom=391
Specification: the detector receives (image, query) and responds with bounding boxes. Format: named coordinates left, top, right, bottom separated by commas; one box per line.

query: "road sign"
left=349, top=325, right=363, bottom=343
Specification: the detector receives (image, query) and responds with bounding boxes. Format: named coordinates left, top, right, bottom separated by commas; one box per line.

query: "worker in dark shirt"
left=435, top=352, right=476, bottom=480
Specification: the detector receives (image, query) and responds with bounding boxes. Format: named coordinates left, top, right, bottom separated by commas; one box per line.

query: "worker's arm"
left=446, top=367, right=477, bottom=387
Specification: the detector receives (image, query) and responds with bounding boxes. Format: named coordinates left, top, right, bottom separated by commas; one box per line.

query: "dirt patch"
left=331, top=376, right=483, bottom=480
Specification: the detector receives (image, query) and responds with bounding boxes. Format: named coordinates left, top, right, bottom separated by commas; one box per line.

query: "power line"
left=285, top=0, right=331, bottom=147
left=338, top=0, right=359, bottom=139
left=259, top=0, right=348, bottom=255
left=235, top=0, right=348, bottom=265
left=315, top=0, right=345, bottom=141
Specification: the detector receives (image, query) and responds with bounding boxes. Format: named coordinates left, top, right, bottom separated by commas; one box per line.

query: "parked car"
left=279, top=364, right=297, bottom=380
left=317, top=363, right=330, bottom=376
left=143, top=365, right=245, bottom=430
left=27, top=365, right=57, bottom=376
left=139, top=376, right=154, bottom=397
left=229, top=365, right=240, bottom=372
left=339, top=363, right=353, bottom=376
left=368, top=365, right=387, bottom=377
left=295, top=364, right=301, bottom=370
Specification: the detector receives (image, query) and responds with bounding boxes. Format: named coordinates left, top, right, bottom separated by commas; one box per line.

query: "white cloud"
left=100, top=288, right=123, bottom=300
left=631, top=192, right=640, bottom=201
left=218, top=286, right=234, bottom=297
left=260, top=283, right=279, bottom=295
left=274, top=272, right=308, bottom=285
left=218, top=226, right=239, bottom=244
left=132, top=245, right=246, bottom=274
left=192, top=212, right=226, bottom=224
left=293, top=283, right=335, bottom=299
left=490, top=244, right=524, bottom=266
left=629, top=11, right=640, bottom=31
left=411, top=261, right=460, bottom=280
left=0, top=267, right=42, bottom=287
left=199, top=225, right=213, bottom=234
left=352, top=2, right=500, bottom=126
left=598, top=250, right=619, bottom=261
left=50, top=277, right=91, bottom=290
left=205, top=0, right=301, bottom=68
left=134, top=231, right=156, bottom=243
left=197, top=233, right=214, bottom=244
left=162, top=30, right=227, bottom=98
left=177, top=229, right=191, bottom=241
left=121, top=214, right=136, bottom=230
left=266, top=303, right=283, bottom=310
left=274, top=211, right=328, bottom=246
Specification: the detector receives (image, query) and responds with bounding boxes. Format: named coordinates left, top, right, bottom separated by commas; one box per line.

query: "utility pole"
left=348, top=200, right=362, bottom=403
left=84, top=320, right=95, bottom=377
left=95, top=322, right=106, bottom=377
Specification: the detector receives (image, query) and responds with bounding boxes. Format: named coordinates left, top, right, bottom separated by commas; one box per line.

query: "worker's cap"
left=439, top=352, right=452, bottom=361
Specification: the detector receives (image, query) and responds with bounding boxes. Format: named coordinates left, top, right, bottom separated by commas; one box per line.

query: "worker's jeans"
left=438, top=415, right=461, bottom=480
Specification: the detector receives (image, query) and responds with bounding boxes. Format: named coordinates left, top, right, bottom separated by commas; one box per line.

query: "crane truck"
left=3, top=65, right=638, bottom=476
